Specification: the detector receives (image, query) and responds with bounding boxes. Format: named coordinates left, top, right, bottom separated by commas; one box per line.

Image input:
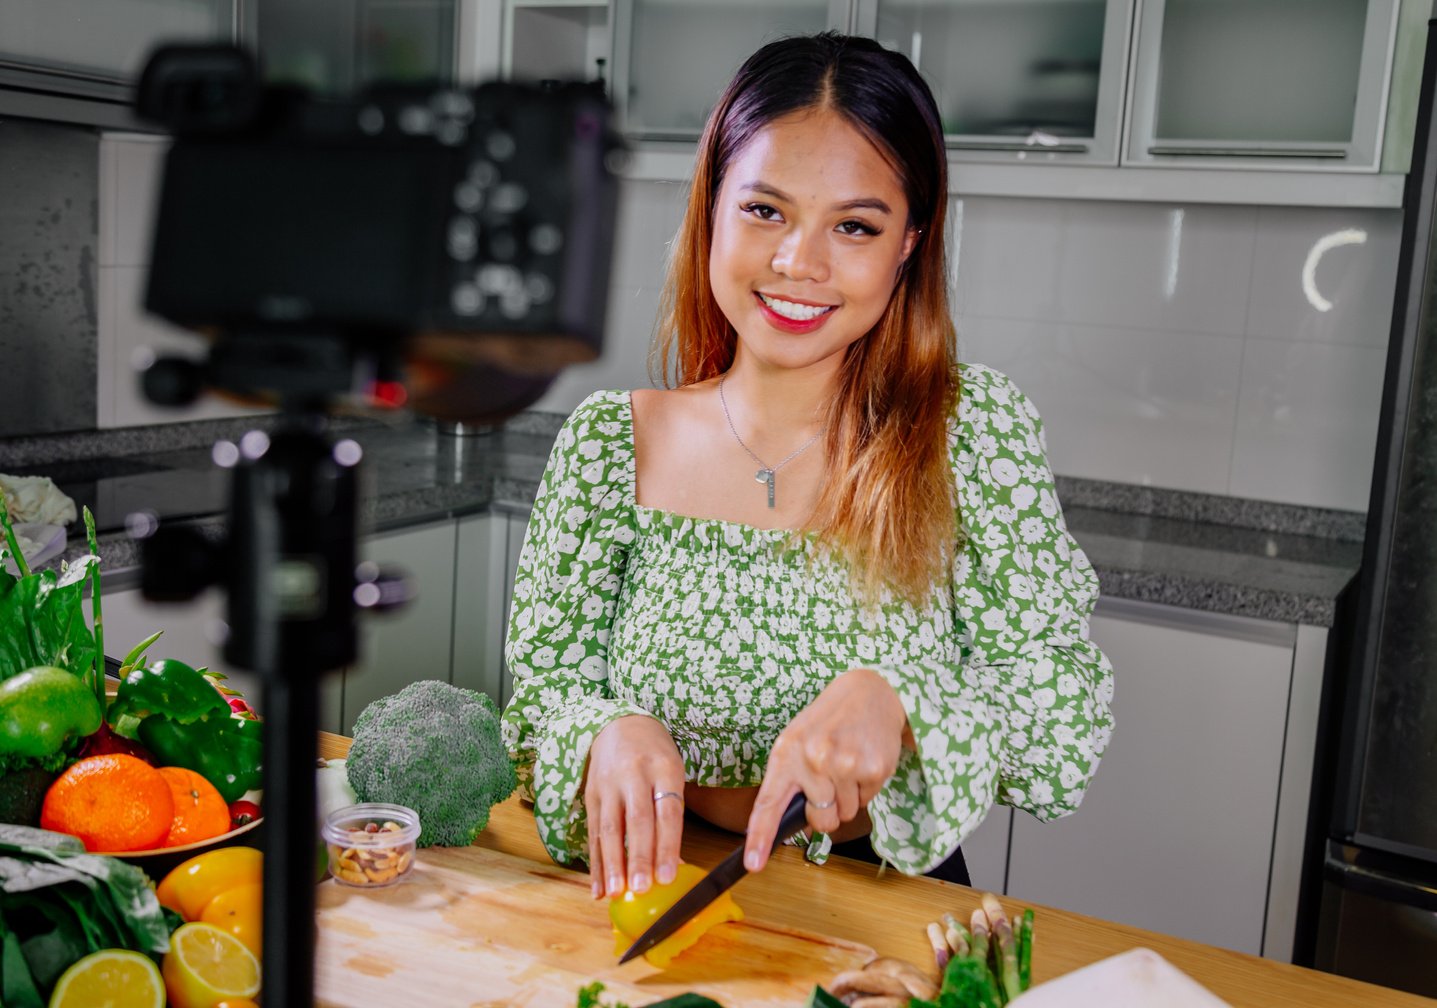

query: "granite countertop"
left=4, top=412, right=1365, bottom=627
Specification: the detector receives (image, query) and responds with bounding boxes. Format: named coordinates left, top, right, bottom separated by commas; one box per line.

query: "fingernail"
left=592, top=879, right=602, bottom=899
left=607, top=873, right=622, bottom=895
left=745, top=850, right=762, bottom=872
left=657, top=862, right=676, bottom=885
left=630, top=872, right=649, bottom=893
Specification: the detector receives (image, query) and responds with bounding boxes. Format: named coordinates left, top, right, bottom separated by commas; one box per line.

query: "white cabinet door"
left=451, top=513, right=509, bottom=705
left=1124, top=0, right=1399, bottom=171
left=1005, top=598, right=1295, bottom=956
left=341, top=521, right=459, bottom=734
left=858, top=0, right=1134, bottom=166
left=613, top=0, right=845, bottom=139
left=98, top=586, right=263, bottom=706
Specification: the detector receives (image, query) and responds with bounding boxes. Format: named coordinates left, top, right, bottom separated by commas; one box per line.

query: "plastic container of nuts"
left=322, top=803, right=421, bottom=888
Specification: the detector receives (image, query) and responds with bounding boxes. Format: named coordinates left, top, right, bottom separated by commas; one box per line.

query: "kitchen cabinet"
left=860, top=0, right=1133, bottom=166
left=502, top=0, right=610, bottom=89
left=592, top=0, right=1422, bottom=205
left=0, top=0, right=241, bottom=129
left=999, top=597, right=1322, bottom=959
left=337, top=520, right=459, bottom=734
left=452, top=512, right=518, bottom=706
left=613, top=0, right=845, bottom=140
left=259, top=0, right=458, bottom=95
left=1124, top=0, right=1399, bottom=172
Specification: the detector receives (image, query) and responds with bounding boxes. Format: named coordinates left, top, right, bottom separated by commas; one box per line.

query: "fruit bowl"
left=97, top=816, right=265, bottom=881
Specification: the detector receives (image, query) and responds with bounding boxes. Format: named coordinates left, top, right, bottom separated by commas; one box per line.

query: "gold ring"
left=653, top=790, right=683, bottom=805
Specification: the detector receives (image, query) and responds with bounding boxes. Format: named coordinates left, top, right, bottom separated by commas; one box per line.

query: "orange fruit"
left=40, top=753, right=173, bottom=852
left=157, top=845, right=263, bottom=921
left=215, top=1001, right=261, bottom=1008
left=158, top=766, right=231, bottom=847
left=200, top=880, right=263, bottom=958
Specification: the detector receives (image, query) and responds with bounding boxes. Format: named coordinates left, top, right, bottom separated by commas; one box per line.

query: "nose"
left=770, top=227, right=829, bottom=283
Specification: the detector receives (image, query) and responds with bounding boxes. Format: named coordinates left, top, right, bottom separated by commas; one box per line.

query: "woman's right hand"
left=584, top=714, right=686, bottom=900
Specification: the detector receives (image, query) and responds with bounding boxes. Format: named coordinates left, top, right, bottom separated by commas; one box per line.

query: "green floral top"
left=501, top=365, right=1114, bottom=875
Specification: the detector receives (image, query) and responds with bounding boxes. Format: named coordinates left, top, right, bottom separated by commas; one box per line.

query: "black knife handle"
left=774, top=792, right=809, bottom=848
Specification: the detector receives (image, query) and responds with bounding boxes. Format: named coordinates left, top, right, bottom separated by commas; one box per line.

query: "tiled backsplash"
left=84, top=140, right=1403, bottom=512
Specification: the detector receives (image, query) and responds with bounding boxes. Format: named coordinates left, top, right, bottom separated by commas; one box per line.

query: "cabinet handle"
left=948, top=140, right=1090, bottom=154
left=1148, top=144, right=1348, bottom=158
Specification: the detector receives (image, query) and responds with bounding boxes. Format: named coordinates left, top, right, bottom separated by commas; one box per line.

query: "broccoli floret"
left=346, top=680, right=517, bottom=847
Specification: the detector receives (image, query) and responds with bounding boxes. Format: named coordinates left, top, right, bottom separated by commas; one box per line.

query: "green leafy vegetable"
left=0, top=824, right=178, bottom=1005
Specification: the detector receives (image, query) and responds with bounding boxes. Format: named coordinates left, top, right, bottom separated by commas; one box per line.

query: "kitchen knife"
left=618, top=792, right=809, bottom=965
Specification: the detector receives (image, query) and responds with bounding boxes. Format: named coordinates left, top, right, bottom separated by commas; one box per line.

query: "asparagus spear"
left=982, top=893, right=1023, bottom=1004
left=83, top=506, right=105, bottom=704
left=942, top=911, right=971, bottom=958
left=927, top=921, right=951, bottom=971
left=1017, top=908, right=1034, bottom=991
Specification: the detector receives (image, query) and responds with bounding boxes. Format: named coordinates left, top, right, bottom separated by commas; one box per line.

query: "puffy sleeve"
left=865, top=366, right=1115, bottom=874
left=501, top=390, right=649, bottom=866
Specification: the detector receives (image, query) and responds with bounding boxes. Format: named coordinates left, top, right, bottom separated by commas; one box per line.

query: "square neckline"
left=621, top=388, right=807, bottom=540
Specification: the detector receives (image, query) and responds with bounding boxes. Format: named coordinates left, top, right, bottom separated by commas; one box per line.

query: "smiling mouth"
left=756, top=293, right=838, bottom=322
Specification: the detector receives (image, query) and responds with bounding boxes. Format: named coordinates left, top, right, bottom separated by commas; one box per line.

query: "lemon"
left=48, top=948, right=164, bottom=1008
left=162, top=921, right=262, bottom=1008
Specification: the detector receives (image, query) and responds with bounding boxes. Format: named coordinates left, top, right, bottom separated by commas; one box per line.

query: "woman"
left=502, top=32, right=1114, bottom=901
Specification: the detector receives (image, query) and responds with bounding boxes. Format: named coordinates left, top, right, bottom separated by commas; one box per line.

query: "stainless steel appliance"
left=1293, top=17, right=1437, bottom=999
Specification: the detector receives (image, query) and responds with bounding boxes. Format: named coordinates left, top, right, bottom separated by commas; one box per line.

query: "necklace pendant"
left=755, top=468, right=772, bottom=484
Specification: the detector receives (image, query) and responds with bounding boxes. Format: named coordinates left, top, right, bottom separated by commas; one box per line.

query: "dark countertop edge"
left=1054, top=475, right=1367, bottom=543
left=56, top=485, right=1344, bottom=629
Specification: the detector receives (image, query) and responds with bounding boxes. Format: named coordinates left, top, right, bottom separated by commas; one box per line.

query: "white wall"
left=98, top=138, right=1400, bottom=512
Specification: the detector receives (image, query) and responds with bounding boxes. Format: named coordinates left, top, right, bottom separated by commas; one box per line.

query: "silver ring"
left=809, top=798, right=836, bottom=810
left=653, top=789, right=684, bottom=805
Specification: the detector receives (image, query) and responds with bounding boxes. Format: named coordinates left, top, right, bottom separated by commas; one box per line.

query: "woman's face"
left=709, top=106, right=918, bottom=377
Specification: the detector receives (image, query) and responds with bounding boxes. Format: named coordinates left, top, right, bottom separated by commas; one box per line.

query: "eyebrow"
left=740, top=181, right=893, bottom=216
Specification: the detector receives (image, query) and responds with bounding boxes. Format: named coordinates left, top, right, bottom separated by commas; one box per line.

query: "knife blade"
left=618, top=792, right=809, bottom=965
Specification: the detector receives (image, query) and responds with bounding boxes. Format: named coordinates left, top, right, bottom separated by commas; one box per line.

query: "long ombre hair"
left=651, top=33, right=960, bottom=605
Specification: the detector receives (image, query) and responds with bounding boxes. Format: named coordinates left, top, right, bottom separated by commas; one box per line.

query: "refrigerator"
left=1292, top=17, right=1437, bottom=999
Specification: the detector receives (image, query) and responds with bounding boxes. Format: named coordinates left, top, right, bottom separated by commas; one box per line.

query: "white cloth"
left=0, top=474, right=78, bottom=526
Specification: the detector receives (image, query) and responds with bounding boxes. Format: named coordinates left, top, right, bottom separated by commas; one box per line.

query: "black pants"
left=828, top=834, right=971, bottom=886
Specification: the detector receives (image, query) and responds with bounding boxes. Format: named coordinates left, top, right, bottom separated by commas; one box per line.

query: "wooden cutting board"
left=314, top=843, right=876, bottom=1007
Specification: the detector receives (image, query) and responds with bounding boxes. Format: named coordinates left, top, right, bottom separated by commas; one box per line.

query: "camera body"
left=139, top=47, right=623, bottom=419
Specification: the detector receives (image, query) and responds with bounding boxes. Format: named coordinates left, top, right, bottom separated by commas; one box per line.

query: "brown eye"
left=837, top=219, right=880, bottom=237
left=741, top=202, right=782, bottom=222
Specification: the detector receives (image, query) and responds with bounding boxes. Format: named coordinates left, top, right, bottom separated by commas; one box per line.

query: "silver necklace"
left=717, top=374, right=823, bottom=509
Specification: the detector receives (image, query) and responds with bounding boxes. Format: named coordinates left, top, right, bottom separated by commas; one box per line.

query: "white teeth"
left=759, top=294, right=833, bottom=321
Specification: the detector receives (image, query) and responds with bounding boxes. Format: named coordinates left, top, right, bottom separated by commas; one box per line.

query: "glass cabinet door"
left=862, top=0, right=1133, bottom=165
left=260, top=0, right=457, bottom=95
left=1126, top=0, right=1399, bottom=170
left=0, top=0, right=235, bottom=101
left=616, top=0, right=844, bottom=140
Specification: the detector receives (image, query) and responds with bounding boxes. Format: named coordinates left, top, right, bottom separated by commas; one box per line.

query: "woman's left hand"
left=743, top=667, right=912, bottom=871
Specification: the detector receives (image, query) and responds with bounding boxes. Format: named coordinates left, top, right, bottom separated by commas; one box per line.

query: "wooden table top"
left=318, top=731, right=1434, bottom=1007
